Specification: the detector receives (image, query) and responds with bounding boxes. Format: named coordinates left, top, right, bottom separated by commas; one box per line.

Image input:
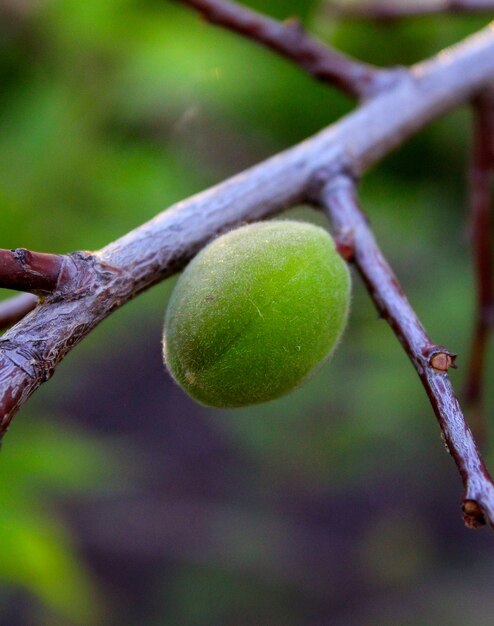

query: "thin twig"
left=0, top=294, right=37, bottom=332
left=178, top=0, right=400, bottom=99
left=327, top=0, right=494, bottom=20
left=464, top=93, right=494, bottom=442
left=320, top=173, right=494, bottom=529
left=0, top=248, right=64, bottom=294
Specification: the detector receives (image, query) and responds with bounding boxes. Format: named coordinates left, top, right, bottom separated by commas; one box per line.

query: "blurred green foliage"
left=1, top=0, right=494, bottom=624
left=0, top=418, right=125, bottom=624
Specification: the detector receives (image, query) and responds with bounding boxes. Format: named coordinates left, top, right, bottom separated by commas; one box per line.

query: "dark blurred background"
left=1, top=1, right=494, bottom=624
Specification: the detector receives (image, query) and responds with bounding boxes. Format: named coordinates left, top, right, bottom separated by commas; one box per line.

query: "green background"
left=1, top=1, right=493, bottom=624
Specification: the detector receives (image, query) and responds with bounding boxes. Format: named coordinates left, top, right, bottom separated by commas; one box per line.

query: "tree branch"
left=0, top=248, right=64, bottom=294
left=464, top=92, right=494, bottom=440
left=178, top=0, right=398, bottom=99
left=1, top=23, right=494, bottom=527
left=0, top=294, right=37, bottom=332
left=327, top=0, right=494, bottom=20
left=320, top=174, right=494, bottom=529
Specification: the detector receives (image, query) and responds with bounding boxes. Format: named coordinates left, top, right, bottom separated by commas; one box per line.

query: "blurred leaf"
left=0, top=507, right=103, bottom=625
left=1, top=418, right=125, bottom=493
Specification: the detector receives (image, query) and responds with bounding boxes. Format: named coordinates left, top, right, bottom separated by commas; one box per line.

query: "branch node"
left=335, top=230, right=356, bottom=261
left=306, top=163, right=358, bottom=207
left=13, top=248, right=30, bottom=266
left=463, top=499, right=486, bottom=528
left=422, top=345, right=458, bottom=372
left=46, top=252, right=123, bottom=305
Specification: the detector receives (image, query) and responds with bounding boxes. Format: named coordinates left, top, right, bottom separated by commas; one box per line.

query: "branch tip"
left=0, top=248, right=64, bottom=294
left=0, top=293, right=38, bottom=331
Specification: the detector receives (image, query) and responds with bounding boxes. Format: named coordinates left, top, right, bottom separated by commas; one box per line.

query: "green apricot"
left=163, top=220, right=351, bottom=408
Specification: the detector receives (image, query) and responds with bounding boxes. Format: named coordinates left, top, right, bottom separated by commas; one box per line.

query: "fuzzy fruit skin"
left=163, top=220, right=350, bottom=408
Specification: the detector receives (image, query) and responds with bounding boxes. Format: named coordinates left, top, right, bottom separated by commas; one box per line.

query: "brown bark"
left=0, top=248, right=64, bottom=294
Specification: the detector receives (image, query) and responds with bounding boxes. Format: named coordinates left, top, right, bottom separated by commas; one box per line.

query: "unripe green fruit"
left=163, top=220, right=351, bottom=408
